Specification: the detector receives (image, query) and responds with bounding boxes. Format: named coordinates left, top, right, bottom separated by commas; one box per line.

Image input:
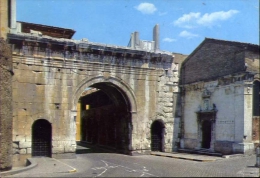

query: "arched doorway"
left=151, top=120, right=165, bottom=152
left=77, top=82, right=132, bottom=154
left=201, top=120, right=211, bottom=149
left=32, top=119, right=52, bottom=157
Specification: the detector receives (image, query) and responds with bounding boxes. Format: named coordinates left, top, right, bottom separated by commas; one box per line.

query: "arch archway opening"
left=32, top=119, right=52, bottom=157
left=151, top=120, right=165, bottom=152
left=76, top=82, right=132, bottom=154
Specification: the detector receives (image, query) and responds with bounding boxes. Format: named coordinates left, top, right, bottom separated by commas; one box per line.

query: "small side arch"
left=151, top=119, right=165, bottom=152
left=32, top=119, right=52, bottom=157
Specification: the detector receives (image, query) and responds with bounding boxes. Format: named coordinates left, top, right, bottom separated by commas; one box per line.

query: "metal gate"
left=151, top=134, right=162, bottom=151
left=32, top=119, right=52, bottom=157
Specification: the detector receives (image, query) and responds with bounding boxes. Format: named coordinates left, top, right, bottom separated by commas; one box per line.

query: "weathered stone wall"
left=0, top=0, right=9, bottom=39
left=182, top=40, right=248, bottom=85
left=147, top=67, right=180, bottom=152
left=245, top=51, right=259, bottom=76
left=172, top=53, right=187, bottom=75
left=9, top=33, right=181, bottom=163
left=0, top=38, right=13, bottom=171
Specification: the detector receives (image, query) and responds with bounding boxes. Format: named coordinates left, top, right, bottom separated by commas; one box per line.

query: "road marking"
left=91, top=160, right=158, bottom=177
left=52, top=158, right=77, bottom=173
left=93, top=161, right=109, bottom=177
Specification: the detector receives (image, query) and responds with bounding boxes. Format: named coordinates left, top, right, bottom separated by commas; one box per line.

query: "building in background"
left=180, top=38, right=259, bottom=155
left=128, top=24, right=160, bottom=52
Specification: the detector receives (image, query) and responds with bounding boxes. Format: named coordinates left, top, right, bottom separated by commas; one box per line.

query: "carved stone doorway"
left=201, top=120, right=212, bottom=149
left=196, top=111, right=217, bottom=151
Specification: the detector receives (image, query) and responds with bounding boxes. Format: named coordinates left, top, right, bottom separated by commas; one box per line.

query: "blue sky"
left=17, top=0, right=259, bottom=55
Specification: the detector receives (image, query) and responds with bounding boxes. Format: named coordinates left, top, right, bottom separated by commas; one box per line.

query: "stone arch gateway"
left=8, top=31, right=180, bottom=160
left=72, top=77, right=137, bottom=154
left=72, top=76, right=137, bottom=113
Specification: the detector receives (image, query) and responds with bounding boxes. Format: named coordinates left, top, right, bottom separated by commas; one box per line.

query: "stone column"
left=10, top=0, right=16, bottom=29
left=0, top=38, right=13, bottom=171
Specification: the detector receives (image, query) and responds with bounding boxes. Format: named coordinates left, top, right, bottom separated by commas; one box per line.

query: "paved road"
left=4, top=152, right=259, bottom=177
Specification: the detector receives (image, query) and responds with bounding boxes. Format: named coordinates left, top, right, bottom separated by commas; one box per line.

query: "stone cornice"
left=180, top=72, right=256, bottom=91
left=7, top=33, right=173, bottom=59
left=8, top=33, right=175, bottom=70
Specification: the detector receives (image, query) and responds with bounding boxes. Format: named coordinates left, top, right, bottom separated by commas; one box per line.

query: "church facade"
left=180, top=38, right=259, bottom=154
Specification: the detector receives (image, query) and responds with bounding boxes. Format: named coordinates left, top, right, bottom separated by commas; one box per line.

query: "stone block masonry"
left=7, top=32, right=181, bottom=162
left=0, top=38, right=13, bottom=171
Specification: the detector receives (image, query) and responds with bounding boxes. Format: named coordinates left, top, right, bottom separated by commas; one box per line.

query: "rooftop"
left=17, top=21, right=76, bottom=39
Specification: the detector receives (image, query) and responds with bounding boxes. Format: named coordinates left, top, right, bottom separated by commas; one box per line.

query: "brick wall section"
left=0, top=38, right=13, bottom=171
left=181, top=39, right=257, bottom=85
left=245, top=51, right=259, bottom=74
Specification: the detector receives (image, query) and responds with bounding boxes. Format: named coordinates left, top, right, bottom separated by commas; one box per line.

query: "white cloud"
left=163, top=38, right=177, bottom=42
left=179, top=30, right=198, bottom=39
left=197, top=10, right=239, bottom=27
left=135, top=3, right=157, bottom=14
left=174, top=12, right=200, bottom=28
left=174, top=10, right=239, bottom=28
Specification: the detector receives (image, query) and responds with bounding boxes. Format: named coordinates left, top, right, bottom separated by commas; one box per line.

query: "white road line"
left=91, top=160, right=158, bottom=177
left=94, top=160, right=109, bottom=177
left=52, top=158, right=77, bottom=172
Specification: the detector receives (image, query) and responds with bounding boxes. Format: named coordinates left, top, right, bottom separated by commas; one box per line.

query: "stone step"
left=196, top=149, right=214, bottom=153
left=178, top=148, right=222, bottom=157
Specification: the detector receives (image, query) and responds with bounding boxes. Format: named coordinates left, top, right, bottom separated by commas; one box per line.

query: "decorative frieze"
left=9, top=34, right=174, bottom=69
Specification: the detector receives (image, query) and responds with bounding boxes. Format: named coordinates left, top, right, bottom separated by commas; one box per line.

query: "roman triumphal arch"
left=8, top=32, right=181, bottom=161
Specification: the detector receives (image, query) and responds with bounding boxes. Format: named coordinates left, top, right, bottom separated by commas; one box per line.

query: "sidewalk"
left=150, top=151, right=223, bottom=162
left=0, top=157, right=76, bottom=177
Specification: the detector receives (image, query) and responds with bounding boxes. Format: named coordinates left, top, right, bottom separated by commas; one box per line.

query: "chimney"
left=153, top=24, right=159, bottom=50
left=134, top=31, right=140, bottom=47
left=10, top=0, right=16, bottom=29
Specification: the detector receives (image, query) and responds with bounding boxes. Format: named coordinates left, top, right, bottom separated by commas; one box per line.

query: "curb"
left=150, top=153, right=216, bottom=162
left=69, top=169, right=77, bottom=173
left=0, top=158, right=38, bottom=177
left=222, top=153, right=255, bottom=159
left=55, top=168, right=77, bottom=173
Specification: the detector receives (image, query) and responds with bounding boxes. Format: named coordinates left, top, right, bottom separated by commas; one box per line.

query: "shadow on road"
left=76, top=141, right=120, bottom=154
